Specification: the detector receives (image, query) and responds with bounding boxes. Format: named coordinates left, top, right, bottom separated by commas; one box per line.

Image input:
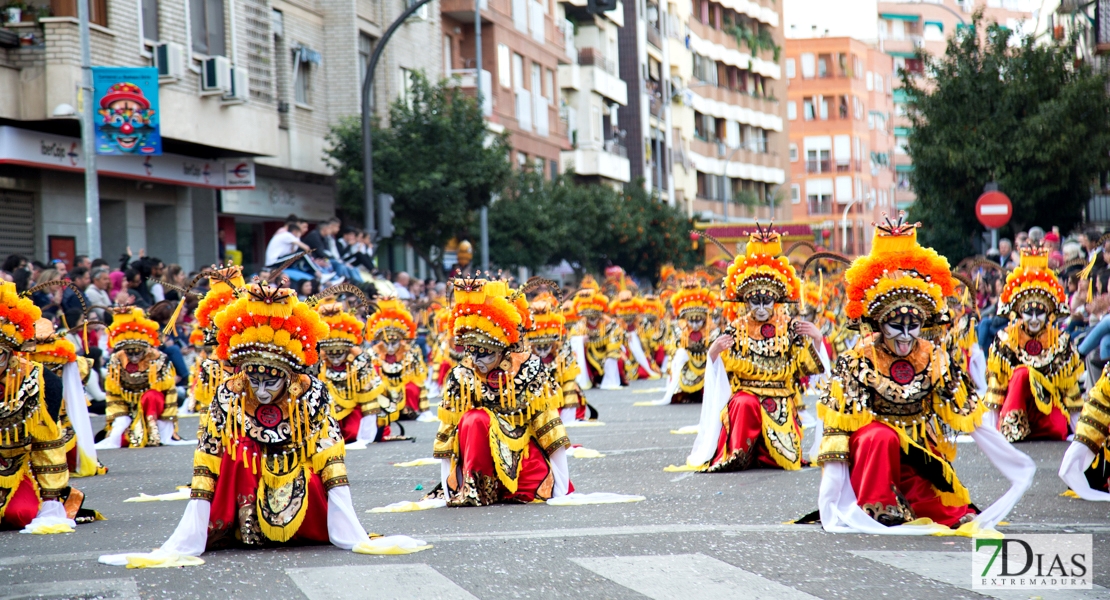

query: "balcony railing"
left=604, top=139, right=627, bottom=157
left=806, top=159, right=830, bottom=174
left=808, top=199, right=834, bottom=215
left=578, top=47, right=617, bottom=77
left=647, top=24, right=662, bottom=48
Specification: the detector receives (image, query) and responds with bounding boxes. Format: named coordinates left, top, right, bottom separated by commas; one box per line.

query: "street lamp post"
left=78, top=0, right=100, bottom=259
left=840, top=197, right=860, bottom=254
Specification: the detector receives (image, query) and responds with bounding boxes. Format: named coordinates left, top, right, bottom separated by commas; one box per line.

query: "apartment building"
left=876, top=0, right=1036, bottom=209
left=662, top=0, right=788, bottom=220
left=441, top=0, right=569, bottom=177
left=0, top=0, right=438, bottom=271
left=784, top=37, right=894, bottom=256
left=558, top=0, right=629, bottom=185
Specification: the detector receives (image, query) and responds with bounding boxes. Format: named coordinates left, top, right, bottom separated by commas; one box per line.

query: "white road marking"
left=421, top=522, right=805, bottom=543
left=0, top=549, right=146, bottom=567
left=286, top=564, right=478, bottom=600
left=853, top=551, right=1106, bottom=599
left=571, top=553, right=821, bottom=600
left=0, top=578, right=139, bottom=600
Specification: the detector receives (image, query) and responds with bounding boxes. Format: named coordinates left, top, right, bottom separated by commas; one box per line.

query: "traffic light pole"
left=361, top=0, right=438, bottom=242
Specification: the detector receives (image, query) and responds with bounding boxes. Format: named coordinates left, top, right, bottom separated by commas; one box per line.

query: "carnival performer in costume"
left=23, top=319, right=106, bottom=477
left=526, top=295, right=596, bottom=423
left=96, top=307, right=178, bottom=448
left=315, top=297, right=383, bottom=443
left=99, top=282, right=427, bottom=564
left=640, top=295, right=667, bottom=371
left=1059, top=365, right=1110, bottom=500
left=984, top=246, right=1082, bottom=442
left=569, top=285, right=624, bottom=390
left=0, top=281, right=93, bottom=531
left=683, top=225, right=826, bottom=472
left=814, top=214, right=1034, bottom=535
left=427, top=303, right=459, bottom=398
left=660, top=278, right=716, bottom=404
left=434, top=278, right=571, bottom=506
left=187, top=266, right=245, bottom=423
left=365, top=298, right=428, bottom=436
left=610, top=291, right=660, bottom=381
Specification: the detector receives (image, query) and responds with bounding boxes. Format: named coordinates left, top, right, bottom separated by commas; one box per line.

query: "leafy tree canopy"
left=904, top=13, right=1110, bottom=261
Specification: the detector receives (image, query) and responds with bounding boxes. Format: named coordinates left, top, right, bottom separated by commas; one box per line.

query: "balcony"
left=805, top=159, right=829, bottom=174
left=561, top=147, right=631, bottom=182
left=688, top=138, right=784, bottom=184
left=808, top=198, right=834, bottom=215
left=578, top=47, right=618, bottom=77
left=685, top=86, right=782, bottom=132
left=446, top=69, right=493, bottom=116
left=582, top=65, right=627, bottom=105
left=687, top=20, right=780, bottom=80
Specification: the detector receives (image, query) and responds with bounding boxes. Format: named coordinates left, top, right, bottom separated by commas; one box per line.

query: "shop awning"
left=895, top=164, right=915, bottom=173
left=880, top=13, right=920, bottom=21
left=887, top=50, right=918, bottom=58
left=924, top=20, right=944, bottom=32
left=894, top=127, right=911, bottom=137
left=893, top=88, right=908, bottom=103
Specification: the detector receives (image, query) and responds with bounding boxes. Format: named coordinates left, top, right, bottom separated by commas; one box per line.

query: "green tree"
left=904, top=14, right=1110, bottom=261
left=600, top=182, right=700, bottom=281
left=488, top=169, right=566, bottom=272
left=324, top=72, right=512, bottom=275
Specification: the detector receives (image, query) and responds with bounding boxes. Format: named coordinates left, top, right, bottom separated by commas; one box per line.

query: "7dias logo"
left=972, top=534, right=1092, bottom=589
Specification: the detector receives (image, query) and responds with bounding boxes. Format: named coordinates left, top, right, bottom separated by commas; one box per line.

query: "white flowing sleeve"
left=159, top=499, right=211, bottom=556
left=570, top=336, right=592, bottom=390
left=62, top=361, right=99, bottom=473
left=627, top=334, right=657, bottom=377
left=1059, top=442, right=1110, bottom=501
left=968, top=345, right=988, bottom=397
left=356, top=415, right=378, bottom=442
left=549, top=446, right=570, bottom=497
left=660, top=349, right=689, bottom=405
left=817, top=462, right=949, bottom=535
left=95, top=415, right=131, bottom=449
left=967, top=424, right=1036, bottom=528
left=685, top=356, right=730, bottom=467
left=327, top=486, right=371, bottom=550
left=599, top=358, right=622, bottom=390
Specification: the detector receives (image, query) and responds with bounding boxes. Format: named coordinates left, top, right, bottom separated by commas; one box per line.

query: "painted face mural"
left=97, top=83, right=157, bottom=154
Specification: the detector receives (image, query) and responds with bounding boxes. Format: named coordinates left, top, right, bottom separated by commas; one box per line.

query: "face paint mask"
left=247, top=370, right=287, bottom=405
left=384, top=339, right=401, bottom=355
left=881, top=313, right=922, bottom=357
left=325, top=349, right=348, bottom=367
left=532, top=343, right=553, bottom=359
left=746, top=292, right=775, bottom=322
left=687, top=316, right=706, bottom=332
left=466, top=345, right=503, bottom=375
left=125, top=348, right=146, bottom=363
left=0, top=350, right=10, bottom=376
left=1020, top=304, right=1048, bottom=335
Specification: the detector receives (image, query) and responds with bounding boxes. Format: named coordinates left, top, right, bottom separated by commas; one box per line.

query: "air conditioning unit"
left=154, top=42, right=185, bottom=81
left=201, top=56, right=232, bottom=95
left=222, top=68, right=250, bottom=105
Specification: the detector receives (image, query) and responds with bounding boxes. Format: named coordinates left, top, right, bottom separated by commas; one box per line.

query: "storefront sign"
left=221, top=177, right=335, bottom=221
left=92, top=67, right=162, bottom=156
left=0, top=126, right=254, bottom=189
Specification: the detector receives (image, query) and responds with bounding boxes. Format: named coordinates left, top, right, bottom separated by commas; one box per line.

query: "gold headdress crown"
left=0, top=280, right=40, bottom=351
left=723, top=222, right=800, bottom=303
left=213, top=283, right=329, bottom=371
left=108, top=306, right=160, bottom=350
left=450, top=278, right=522, bottom=349
left=999, top=243, right=1067, bottom=316
left=365, top=297, right=417, bottom=342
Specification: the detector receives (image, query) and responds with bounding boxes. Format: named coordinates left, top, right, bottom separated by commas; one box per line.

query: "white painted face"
left=531, top=342, right=553, bottom=359
left=0, top=348, right=10, bottom=376
left=746, top=292, right=775, bottom=323
left=325, top=347, right=348, bottom=367
left=1020, top=303, right=1048, bottom=335
left=686, top=314, right=706, bottom=332
left=586, top=315, right=600, bottom=328
left=124, top=347, right=146, bottom=363
left=384, top=338, right=401, bottom=355
left=881, top=312, right=922, bottom=357
left=467, top=345, right=503, bottom=375
left=247, top=369, right=287, bottom=405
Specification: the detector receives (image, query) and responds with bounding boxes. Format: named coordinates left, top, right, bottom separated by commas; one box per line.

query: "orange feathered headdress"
left=213, top=283, right=330, bottom=370
left=641, top=296, right=665, bottom=321
left=316, top=301, right=365, bottom=349
left=723, top=223, right=801, bottom=303
left=609, top=290, right=640, bottom=319
left=108, top=306, right=160, bottom=350
left=365, top=297, right=417, bottom=342
left=0, top=280, right=40, bottom=351
left=195, top=265, right=245, bottom=330
left=572, top=288, right=609, bottom=317
left=526, top=297, right=566, bottom=345
left=844, top=212, right=955, bottom=325
left=450, top=278, right=523, bottom=349
left=671, top=277, right=715, bottom=318
left=998, top=244, right=1067, bottom=316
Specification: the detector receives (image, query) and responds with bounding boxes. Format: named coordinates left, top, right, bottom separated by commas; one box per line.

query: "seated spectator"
left=264, top=221, right=314, bottom=281
left=85, top=267, right=112, bottom=320
left=61, top=266, right=91, bottom=318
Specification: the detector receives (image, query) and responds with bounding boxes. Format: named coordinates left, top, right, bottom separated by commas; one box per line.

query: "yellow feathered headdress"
left=844, top=212, right=955, bottom=325
left=525, top=297, right=566, bottom=345
left=0, top=280, right=40, bottom=351
left=609, top=290, right=640, bottom=319
left=998, top=244, right=1067, bottom=316
left=23, top=318, right=76, bottom=364
left=571, top=288, right=609, bottom=318
left=365, top=297, right=417, bottom=342
left=316, top=301, right=365, bottom=349
left=670, top=277, right=715, bottom=318
left=108, top=307, right=160, bottom=350
left=450, top=278, right=522, bottom=349
left=723, top=223, right=801, bottom=303
left=213, top=283, right=329, bottom=371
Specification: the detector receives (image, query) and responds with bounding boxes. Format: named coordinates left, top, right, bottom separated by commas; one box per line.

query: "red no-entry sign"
left=975, top=190, right=1012, bottom=229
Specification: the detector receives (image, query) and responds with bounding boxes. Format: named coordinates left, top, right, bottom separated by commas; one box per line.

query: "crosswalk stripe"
left=852, top=551, right=1107, bottom=600
left=570, top=553, right=821, bottom=600
left=286, top=565, right=479, bottom=600
left=0, top=578, right=139, bottom=600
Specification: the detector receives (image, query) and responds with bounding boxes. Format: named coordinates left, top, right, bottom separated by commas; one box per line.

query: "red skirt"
left=338, top=410, right=361, bottom=443
left=452, top=409, right=566, bottom=503
left=206, top=437, right=330, bottom=549
left=849, top=421, right=974, bottom=527
left=0, top=475, right=40, bottom=530
left=997, top=366, right=1068, bottom=442
left=707, top=392, right=784, bottom=471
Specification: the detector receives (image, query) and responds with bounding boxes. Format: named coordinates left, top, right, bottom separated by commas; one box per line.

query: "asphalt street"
left=2, top=379, right=1108, bottom=600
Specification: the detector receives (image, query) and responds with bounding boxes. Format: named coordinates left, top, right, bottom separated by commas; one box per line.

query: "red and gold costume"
left=100, top=307, right=178, bottom=448
left=815, top=215, right=1033, bottom=535
left=365, top=299, right=427, bottom=434
left=0, top=281, right=90, bottom=531
left=661, top=279, right=716, bottom=404
left=687, top=226, right=824, bottom=473
left=427, top=303, right=458, bottom=394
left=526, top=296, right=595, bottom=423
left=1059, top=365, right=1110, bottom=500
left=639, top=295, right=668, bottom=370
left=610, top=291, right=660, bottom=381
left=569, top=287, right=624, bottom=390
left=434, top=279, right=570, bottom=506
left=23, top=320, right=105, bottom=477
left=187, top=266, right=244, bottom=424
left=316, top=301, right=383, bottom=443
left=985, top=248, right=1082, bottom=442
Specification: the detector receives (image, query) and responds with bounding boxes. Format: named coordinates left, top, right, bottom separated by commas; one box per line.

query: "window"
left=838, top=96, right=848, bottom=120
left=806, top=149, right=830, bottom=173
left=789, top=143, right=798, bottom=162
left=818, top=96, right=828, bottom=120
left=835, top=175, right=853, bottom=202
left=875, top=75, right=883, bottom=94
left=800, top=53, right=815, bottom=78
left=866, top=71, right=873, bottom=91
left=498, top=44, right=511, bottom=88
left=398, top=67, right=416, bottom=106
left=803, top=98, right=814, bottom=121
left=807, top=178, right=833, bottom=213
left=924, top=21, right=944, bottom=41
left=443, top=34, right=452, bottom=76
left=359, top=34, right=375, bottom=89
left=891, top=18, right=905, bottom=41
left=785, top=58, right=796, bottom=79
left=817, top=54, right=828, bottom=78
left=790, top=183, right=801, bottom=204
left=142, top=0, right=159, bottom=42
left=544, top=68, right=554, bottom=105
left=294, top=52, right=313, bottom=105
left=787, top=101, right=797, bottom=121
left=190, top=0, right=226, bottom=56
left=517, top=151, right=528, bottom=167
left=512, top=52, right=524, bottom=90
